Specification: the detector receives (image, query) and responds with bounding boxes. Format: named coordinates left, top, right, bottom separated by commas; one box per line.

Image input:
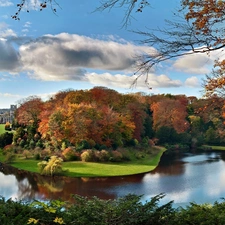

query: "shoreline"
left=0, top=147, right=166, bottom=177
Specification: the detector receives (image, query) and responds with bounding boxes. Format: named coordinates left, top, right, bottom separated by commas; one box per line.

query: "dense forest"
left=2, top=86, right=224, bottom=153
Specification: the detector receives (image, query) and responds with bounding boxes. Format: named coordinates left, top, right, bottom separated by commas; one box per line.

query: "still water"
left=1, top=150, right=225, bottom=207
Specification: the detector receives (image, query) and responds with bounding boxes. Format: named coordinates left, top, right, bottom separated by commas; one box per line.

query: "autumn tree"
left=151, top=97, right=189, bottom=133
left=97, top=105, right=135, bottom=147
left=127, top=102, right=147, bottom=141
left=15, top=96, right=44, bottom=143
left=16, top=96, right=43, bottom=126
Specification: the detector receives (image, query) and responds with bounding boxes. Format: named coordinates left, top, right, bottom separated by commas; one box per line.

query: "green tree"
left=155, top=126, right=179, bottom=145
left=205, top=126, right=219, bottom=145
left=13, top=127, right=26, bottom=145
left=0, top=132, right=13, bottom=148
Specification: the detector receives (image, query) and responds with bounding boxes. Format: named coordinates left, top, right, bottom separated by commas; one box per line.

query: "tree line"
left=3, top=86, right=223, bottom=153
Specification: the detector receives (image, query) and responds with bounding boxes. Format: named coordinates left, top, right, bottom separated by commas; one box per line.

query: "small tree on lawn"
left=38, top=156, right=63, bottom=176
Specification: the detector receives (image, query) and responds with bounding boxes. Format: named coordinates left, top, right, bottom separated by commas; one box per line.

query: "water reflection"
left=1, top=151, right=225, bottom=207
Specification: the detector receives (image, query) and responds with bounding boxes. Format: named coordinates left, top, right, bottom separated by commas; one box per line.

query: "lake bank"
left=0, top=146, right=166, bottom=177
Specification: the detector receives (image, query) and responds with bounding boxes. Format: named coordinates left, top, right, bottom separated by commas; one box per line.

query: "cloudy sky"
left=0, top=0, right=218, bottom=108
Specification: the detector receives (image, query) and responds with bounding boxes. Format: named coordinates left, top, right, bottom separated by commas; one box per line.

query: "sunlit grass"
left=0, top=147, right=166, bottom=177
left=0, top=124, right=13, bottom=134
left=0, top=124, right=6, bottom=134
left=63, top=149, right=165, bottom=177
left=209, top=146, right=225, bottom=151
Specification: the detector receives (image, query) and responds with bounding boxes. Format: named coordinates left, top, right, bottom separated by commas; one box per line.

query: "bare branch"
left=95, top=0, right=150, bottom=27
left=11, top=0, right=60, bottom=20
left=129, top=14, right=225, bottom=88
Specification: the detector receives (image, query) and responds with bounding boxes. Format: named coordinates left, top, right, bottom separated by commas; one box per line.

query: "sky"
left=0, top=0, right=219, bottom=108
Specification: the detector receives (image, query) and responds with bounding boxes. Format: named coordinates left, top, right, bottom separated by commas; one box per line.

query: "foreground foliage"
left=0, top=194, right=225, bottom=225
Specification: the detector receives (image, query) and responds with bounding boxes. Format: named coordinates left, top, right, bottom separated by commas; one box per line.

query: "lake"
left=1, top=150, right=225, bottom=207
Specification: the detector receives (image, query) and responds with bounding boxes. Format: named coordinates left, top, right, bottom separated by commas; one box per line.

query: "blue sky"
left=0, top=0, right=217, bottom=108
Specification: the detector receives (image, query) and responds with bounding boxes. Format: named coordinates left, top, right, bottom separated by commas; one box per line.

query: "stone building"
left=0, top=105, right=17, bottom=124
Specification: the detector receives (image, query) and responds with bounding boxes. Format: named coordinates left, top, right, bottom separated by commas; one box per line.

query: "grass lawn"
left=209, top=146, right=225, bottom=151
left=0, top=124, right=6, bottom=134
left=0, top=124, right=13, bottom=134
left=0, top=147, right=166, bottom=177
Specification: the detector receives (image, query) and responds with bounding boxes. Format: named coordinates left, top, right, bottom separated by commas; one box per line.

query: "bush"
left=35, top=140, right=44, bottom=148
left=19, top=139, right=26, bottom=148
left=23, top=150, right=31, bottom=159
left=3, top=194, right=225, bottom=225
left=135, top=152, right=145, bottom=159
left=126, top=138, right=139, bottom=147
left=4, top=122, right=11, bottom=131
left=109, top=150, right=123, bottom=162
left=38, top=156, right=63, bottom=176
left=76, top=140, right=90, bottom=151
left=40, top=148, right=51, bottom=159
left=34, top=153, right=41, bottom=160
left=29, top=139, right=35, bottom=149
left=99, top=144, right=108, bottom=150
left=4, top=152, right=16, bottom=164
left=80, top=150, right=96, bottom=162
left=118, top=148, right=131, bottom=161
left=0, top=132, right=13, bottom=148
left=62, top=147, right=78, bottom=161
left=2, top=144, right=15, bottom=155
left=97, top=150, right=110, bottom=162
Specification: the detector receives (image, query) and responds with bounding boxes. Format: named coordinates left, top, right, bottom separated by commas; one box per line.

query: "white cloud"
left=0, top=31, right=201, bottom=90
left=0, top=22, right=17, bottom=38
left=185, top=76, right=200, bottom=87
left=22, top=29, right=29, bottom=33
left=19, top=33, right=154, bottom=81
left=24, top=22, right=32, bottom=28
left=0, top=0, right=13, bottom=7
left=0, top=92, right=21, bottom=98
left=85, top=72, right=182, bottom=90
left=173, top=53, right=212, bottom=74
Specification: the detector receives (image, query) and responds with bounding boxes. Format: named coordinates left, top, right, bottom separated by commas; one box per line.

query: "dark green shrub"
left=35, top=140, right=44, bottom=148
left=135, top=152, right=145, bottom=159
left=0, top=132, right=13, bottom=148
left=29, top=140, right=35, bottom=149
left=34, top=153, right=41, bottom=160
left=3, top=194, right=225, bottom=225
left=99, top=144, right=107, bottom=150
left=19, top=139, right=26, bottom=148
left=76, top=140, right=90, bottom=151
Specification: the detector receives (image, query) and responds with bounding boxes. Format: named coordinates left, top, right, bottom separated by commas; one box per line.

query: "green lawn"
left=209, top=146, right=225, bottom=150
left=0, top=124, right=6, bottom=134
left=0, top=124, right=13, bottom=134
left=0, top=147, right=166, bottom=177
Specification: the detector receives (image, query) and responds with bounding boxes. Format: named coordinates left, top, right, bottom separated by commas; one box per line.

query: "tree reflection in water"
left=1, top=150, right=225, bottom=206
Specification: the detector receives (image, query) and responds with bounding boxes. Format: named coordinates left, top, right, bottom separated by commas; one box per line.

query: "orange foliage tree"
left=15, top=96, right=44, bottom=127
left=151, top=98, right=189, bottom=133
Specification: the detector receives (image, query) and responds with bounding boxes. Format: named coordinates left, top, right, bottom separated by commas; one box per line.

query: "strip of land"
left=0, top=147, right=166, bottom=177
